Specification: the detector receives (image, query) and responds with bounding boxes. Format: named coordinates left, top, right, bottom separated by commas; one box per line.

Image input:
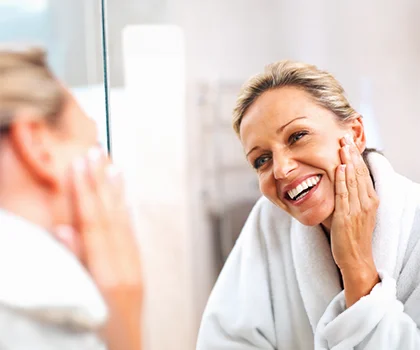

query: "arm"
left=197, top=201, right=276, bottom=350
left=99, top=289, right=143, bottom=350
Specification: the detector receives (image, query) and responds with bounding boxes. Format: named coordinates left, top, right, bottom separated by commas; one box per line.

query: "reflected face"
left=49, top=90, right=99, bottom=225
left=240, top=86, right=349, bottom=227
left=53, top=91, right=99, bottom=172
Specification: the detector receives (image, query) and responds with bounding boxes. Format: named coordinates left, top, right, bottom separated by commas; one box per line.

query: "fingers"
left=335, top=164, right=350, bottom=214
left=67, top=146, right=142, bottom=295
left=106, top=164, right=126, bottom=217
left=52, top=225, right=84, bottom=260
left=71, top=156, right=98, bottom=234
left=71, top=146, right=128, bottom=235
left=341, top=134, right=376, bottom=209
left=86, top=147, right=114, bottom=216
left=70, top=147, right=117, bottom=254
left=340, top=144, right=360, bottom=213
left=105, top=169, right=141, bottom=280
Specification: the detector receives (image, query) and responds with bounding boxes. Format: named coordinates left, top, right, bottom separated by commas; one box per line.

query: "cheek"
left=316, top=143, right=342, bottom=180
left=258, top=171, right=277, bottom=198
left=318, top=154, right=340, bottom=198
left=55, top=143, right=88, bottom=175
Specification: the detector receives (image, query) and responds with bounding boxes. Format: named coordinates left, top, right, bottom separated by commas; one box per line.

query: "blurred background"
left=2, top=0, right=420, bottom=349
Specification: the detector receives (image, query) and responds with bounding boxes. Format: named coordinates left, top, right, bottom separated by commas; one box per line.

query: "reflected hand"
left=54, top=147, right=143, bottom=350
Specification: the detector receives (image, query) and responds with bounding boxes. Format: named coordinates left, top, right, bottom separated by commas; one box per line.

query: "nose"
left=272, top=150, right=297, bottom=180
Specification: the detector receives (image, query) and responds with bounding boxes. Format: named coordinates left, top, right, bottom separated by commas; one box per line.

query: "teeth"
left=295, top=191, right=309, bottom=201
left=287, top=175, right=321, bottom=200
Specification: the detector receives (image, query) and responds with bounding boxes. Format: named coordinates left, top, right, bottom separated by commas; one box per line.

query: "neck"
left=321, top=215, right=332, bottom=236
left=0, top=146, right=55, bottom=230
left=0, top=191, right=53, bottom=230
left=0, top=165, right=53, bottom=231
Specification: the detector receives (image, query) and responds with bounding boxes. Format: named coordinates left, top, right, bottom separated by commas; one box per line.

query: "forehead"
left=244, top=87, right=317, bottom=124
left=240, top=87, right=336, bottom=133
left=239, top=87, right=341, bottom=148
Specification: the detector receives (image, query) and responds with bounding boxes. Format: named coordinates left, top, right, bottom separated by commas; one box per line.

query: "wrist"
left=340, top=261, right=380, bottom=307
left=101, top=314, right=142, bottom=350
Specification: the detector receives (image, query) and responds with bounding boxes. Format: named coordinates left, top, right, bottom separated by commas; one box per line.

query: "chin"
left=296, top=216, right=324, bottom=227
left=295, top=206, right=334, bottom=227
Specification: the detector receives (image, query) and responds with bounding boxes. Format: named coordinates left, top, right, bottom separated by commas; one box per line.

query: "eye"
left=289, top=130, right=308, bottom=144
left=253, top=155, right=271, bottom=169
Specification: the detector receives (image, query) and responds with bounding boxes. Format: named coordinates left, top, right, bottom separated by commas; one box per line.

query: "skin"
left=240, top=86, right=380, bottom=307
left=0, top=88, right=143, bottom=349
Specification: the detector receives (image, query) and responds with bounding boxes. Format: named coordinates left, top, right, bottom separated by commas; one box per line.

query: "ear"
left=347, top=115, right=366, bottom=153
left=8, top=117, right=61, bottom=191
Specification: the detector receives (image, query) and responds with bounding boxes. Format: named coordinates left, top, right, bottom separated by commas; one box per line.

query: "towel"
left=197, top=152, right=420, bottom=350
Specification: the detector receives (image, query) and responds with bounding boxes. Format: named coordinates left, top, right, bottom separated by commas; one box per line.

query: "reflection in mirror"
left=99, top=1, right=420, bottom=350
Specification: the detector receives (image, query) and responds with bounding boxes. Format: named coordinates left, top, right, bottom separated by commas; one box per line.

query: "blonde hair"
left=233, top=60, right=358, bottom=136
left=233, top=60, right=380, bottom=172
left=0, top=46, right=64, bottom=130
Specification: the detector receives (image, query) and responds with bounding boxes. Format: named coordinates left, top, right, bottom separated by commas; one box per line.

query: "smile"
left=287, top=175, right=321, bottom=201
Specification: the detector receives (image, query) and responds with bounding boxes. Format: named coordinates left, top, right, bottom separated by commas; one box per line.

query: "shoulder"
left=0, top=210, right=107, bottom=330
left=391, top=172, right=420, bottom=289
left=0, top=305, right=106, bottom=350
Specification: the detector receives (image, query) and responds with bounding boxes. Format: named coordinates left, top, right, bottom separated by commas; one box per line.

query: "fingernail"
left=54, top=225, right=74, bottom=242
left=343, top=144, right=350, bottom=155
left=344, top=133, right=353, bottom=145
left=88, top=146, right=103, bottom=163
left=106, top=164, right=121, bottom=181
left=73, top=157, right=85, bottom=173
left=340, top=164, right=347, bottom=172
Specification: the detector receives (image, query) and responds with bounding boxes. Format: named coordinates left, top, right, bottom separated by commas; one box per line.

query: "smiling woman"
left=197, top=60, right=420, bottom=350
left=234, top=61, right=379, bottom=231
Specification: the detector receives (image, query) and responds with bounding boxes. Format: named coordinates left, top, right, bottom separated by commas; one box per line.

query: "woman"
left=197, top=60, right=420, bottom=349
left=0, top=47, right=143, bottom=349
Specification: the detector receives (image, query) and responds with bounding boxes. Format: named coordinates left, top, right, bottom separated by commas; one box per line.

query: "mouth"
left=285, top=175, right=322, bottom=203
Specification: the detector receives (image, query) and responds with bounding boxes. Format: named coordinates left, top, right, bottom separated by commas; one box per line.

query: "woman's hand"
left=330, top=134, right=380, bottom=307
left=54, top=147, right=143, bottom=350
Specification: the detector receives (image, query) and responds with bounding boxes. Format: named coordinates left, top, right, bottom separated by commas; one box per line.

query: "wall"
left=62, top=1, right=420, bottom=348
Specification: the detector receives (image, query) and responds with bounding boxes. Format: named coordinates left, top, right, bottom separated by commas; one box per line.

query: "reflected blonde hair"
left=0, top=46, right=64, bottom=130
left=233, top=60, right=358, bottom=136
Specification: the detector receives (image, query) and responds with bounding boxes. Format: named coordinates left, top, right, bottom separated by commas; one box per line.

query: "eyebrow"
left=245, top=116, right=308, bottom=158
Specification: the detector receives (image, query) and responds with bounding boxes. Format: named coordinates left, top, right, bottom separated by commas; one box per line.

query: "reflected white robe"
left=197, top=153, right=420, bottom=349
left=0, top=210, right=108, bottom=350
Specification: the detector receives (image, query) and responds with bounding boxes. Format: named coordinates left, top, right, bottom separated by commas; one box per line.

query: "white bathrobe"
left=0, top=210, right=108, bottom=349
left=197, top=153, right=420, bottom=350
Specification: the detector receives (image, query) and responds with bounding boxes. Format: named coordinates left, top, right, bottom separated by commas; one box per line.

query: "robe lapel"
left=291, top=219, right=342, bottom=333
left=368, top=153, right=415, bottom=278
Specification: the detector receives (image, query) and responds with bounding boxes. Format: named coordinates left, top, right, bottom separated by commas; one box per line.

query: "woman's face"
left=240, top=86, right=362, bottom=227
